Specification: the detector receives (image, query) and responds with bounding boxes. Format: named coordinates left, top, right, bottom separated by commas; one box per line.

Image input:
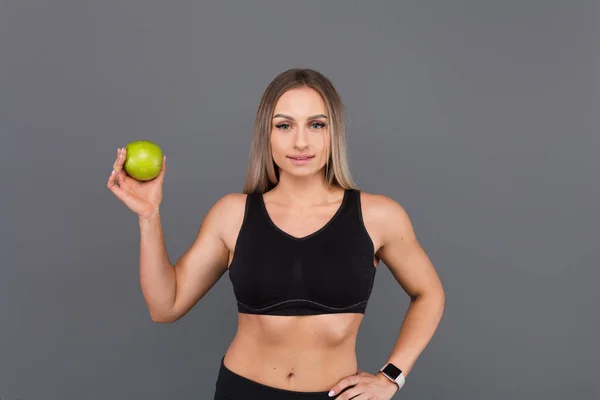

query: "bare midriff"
left=222, top=312, right=364, bottom=392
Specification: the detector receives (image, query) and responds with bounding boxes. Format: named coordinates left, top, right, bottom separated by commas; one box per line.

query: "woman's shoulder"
left=215, top=192, right=248, bottom=205
left=200, top=193, right=249, bottom=240
left=200, top=192, right=247, bottom=224
left=210, top=192, right=248, bottom=217
left=356, top=190, right=403, bottom=210
left=356, top=190, right=411, bottom=226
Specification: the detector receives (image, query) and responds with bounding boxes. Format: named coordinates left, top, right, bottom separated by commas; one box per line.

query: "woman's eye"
left=275, top=122, right=325, bottom=130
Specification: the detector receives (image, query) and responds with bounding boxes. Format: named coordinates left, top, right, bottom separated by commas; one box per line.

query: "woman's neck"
left=270, top=171, right=340, bottom=206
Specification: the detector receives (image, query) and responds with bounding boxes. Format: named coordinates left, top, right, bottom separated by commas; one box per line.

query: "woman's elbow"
left=149, top=309, right=180, bottom=323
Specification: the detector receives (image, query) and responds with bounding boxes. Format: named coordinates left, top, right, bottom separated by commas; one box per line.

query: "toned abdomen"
left=222, top=312, right=364, bottom=392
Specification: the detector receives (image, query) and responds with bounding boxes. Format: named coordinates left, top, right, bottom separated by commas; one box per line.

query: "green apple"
left=123, top=140, right=164, bottom=181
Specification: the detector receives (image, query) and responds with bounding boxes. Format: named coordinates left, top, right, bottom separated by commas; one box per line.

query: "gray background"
left=1, top=1, right=598, bottom=399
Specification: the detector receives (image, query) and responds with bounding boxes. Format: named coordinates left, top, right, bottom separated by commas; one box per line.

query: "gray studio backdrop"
left=1, top=1, right=598, bottom=399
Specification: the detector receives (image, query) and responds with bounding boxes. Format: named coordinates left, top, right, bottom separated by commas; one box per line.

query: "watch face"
left=382, top=363, right=402, bottom=379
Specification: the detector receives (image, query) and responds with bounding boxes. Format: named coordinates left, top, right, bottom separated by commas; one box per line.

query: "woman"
left=107, top=68, right=445, bottom=399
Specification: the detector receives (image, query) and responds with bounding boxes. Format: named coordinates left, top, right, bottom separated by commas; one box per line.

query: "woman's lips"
left=287, top=155, right=315, bottom=165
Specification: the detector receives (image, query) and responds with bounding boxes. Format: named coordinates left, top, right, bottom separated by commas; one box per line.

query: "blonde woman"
left=107, top=68, right=445, bottom=399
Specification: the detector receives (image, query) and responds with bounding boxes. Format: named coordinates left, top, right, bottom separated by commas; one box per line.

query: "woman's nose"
left=293, top=128, right=309, bottom=149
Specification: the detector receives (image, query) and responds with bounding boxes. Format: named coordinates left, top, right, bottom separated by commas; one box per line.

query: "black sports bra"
left=228, top=189, right=377, bottom=316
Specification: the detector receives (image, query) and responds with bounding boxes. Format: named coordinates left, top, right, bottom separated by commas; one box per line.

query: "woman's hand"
left=106, top=147, right=167, bottom=220
left=328, top=370, right=399, bottom=399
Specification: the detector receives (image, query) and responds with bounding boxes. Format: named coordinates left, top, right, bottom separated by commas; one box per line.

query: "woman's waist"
left=223, top=336, right=359, bottom=392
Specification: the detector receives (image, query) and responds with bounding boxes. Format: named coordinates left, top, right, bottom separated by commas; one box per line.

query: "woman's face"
left=270, top=87, right=330, bottom=180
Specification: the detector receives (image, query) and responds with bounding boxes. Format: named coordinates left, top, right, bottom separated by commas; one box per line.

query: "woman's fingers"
left=109, top=147, right=129, bottom=187
left=107, top=169, right=123, bottom=197
left=107, top=169, right=137, bottom=207
left=112, top=148, right=120, bottom=171
left=115, top=169, right=127, bottom=186
left=108, top=147, right=129, bottom=198
left=112, top=147, right=126, bottom=173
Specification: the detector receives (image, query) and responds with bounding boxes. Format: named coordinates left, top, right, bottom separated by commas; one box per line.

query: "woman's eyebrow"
left=272, top=113, right=328, bottom=120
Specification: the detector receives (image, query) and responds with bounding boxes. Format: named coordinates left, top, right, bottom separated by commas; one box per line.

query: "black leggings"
left=213, top=357, right=354, bottom=400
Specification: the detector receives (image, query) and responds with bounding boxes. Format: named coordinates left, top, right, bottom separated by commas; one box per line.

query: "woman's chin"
left=279, top=168, right=324, bottom=179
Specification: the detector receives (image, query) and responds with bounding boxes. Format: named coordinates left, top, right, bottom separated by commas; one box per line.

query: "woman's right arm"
left=107, top=147, right=235, bottom=323
left=139, top=195, right=234, bottom=323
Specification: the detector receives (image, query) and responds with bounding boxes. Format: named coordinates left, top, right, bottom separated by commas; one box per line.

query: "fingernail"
left=328, top=390, right=334, bottom=397
left=111, top=170, right=115, bottom=175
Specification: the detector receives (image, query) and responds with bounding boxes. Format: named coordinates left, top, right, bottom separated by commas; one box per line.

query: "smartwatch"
left=379, top=363, right=405, bottom=390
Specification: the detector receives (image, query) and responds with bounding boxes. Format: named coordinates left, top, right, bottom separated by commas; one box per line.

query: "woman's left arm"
left=329, top=194, right=445, bottom=399
left=373, top=195, right=445, bottom=377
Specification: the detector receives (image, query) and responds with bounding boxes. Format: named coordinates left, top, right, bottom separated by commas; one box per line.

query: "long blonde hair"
left=243, top=68, right=359, bottom=194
